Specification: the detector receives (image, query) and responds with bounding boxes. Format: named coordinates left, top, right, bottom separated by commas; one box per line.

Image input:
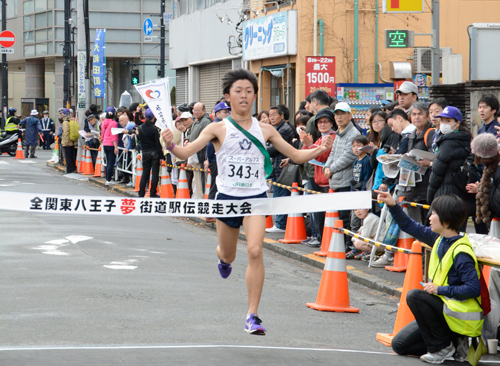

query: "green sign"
left=385, top=30, right=414, bottom=48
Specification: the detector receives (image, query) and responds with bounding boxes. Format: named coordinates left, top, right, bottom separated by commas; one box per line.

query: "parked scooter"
left=0, top=129, right=23, bottom=156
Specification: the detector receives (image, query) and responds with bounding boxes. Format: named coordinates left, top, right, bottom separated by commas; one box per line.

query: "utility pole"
left=1, top=0, right=8, bottom=129
left=77, top=0, right=86, bottom=126
left=431, top=0, right=440, bottom=86
left=63, top=0, right=71, bottom=107
left=160, top=1, right=165, bottom=78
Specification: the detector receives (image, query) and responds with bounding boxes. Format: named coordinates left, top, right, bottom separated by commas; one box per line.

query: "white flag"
left=135, top=78, right=173, bottom=130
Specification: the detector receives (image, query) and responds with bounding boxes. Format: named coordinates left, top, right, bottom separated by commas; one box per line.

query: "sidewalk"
left=47, top=161, right=406, bottom=298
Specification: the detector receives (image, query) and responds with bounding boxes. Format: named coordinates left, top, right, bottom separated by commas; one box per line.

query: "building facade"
left=1, top=0, right=175, bottom=122
left=171, top=0, right=500, bottom=115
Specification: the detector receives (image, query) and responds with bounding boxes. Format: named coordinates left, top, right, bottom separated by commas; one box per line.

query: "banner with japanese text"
left=135, top=78, right=173, bottom=130
left=92, top=29, right=106, bottom=98
left=0, top=191, right=371, bottom=217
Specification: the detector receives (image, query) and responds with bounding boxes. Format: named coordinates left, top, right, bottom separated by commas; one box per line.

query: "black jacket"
left=370, top=124, right=400, bottom=171
left=406, top=123, right=435, bottom=203
left=138, top=120, right=163, bottom=156
left=427, top=131, right=471, bottom=204
left=267, top=119, right=294, bottom=178
left=489, top=165, right=500, bottom=218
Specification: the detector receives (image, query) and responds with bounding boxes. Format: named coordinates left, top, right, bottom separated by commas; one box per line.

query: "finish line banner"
left=0, top=191, right=370, bottom=217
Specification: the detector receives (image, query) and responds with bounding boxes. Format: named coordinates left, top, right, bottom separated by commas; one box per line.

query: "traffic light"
left=131, top=69, right=139, bottom=85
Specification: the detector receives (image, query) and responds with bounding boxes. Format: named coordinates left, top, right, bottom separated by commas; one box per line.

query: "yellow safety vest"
left=428, top=233, right=484, bottom=337
left=5, top=116, right=18, bottom=131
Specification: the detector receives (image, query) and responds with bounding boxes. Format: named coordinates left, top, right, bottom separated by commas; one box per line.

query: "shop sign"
left=305, top=56, right=335, bottom=96
left=242, top=10, right=297, bottom=61
left=383, top=0, right=424, bottom=13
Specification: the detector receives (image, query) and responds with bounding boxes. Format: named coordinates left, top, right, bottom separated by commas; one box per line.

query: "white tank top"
left=216, top=117, right=268, bottom=196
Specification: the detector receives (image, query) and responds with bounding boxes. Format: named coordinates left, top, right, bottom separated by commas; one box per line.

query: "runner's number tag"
left=225, top=155, right=262, bottom=189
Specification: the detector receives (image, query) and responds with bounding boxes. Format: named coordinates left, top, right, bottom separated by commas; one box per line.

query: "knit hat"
left=471, top=133, right=499, bottom=159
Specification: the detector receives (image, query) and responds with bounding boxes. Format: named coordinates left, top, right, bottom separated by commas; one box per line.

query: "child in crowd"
left=351, top=135, right=372, bottom=191
left=349, top=135, right=374, bottom=235
left=346, top=208, right=386, bottom=260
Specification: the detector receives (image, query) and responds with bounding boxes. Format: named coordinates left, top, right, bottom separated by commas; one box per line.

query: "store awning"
left=260, top=65, right=287, bottom=78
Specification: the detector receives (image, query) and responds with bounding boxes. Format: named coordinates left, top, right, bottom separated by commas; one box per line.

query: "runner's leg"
left=215, top=220, right=240, bottom=264
left=242, top=215, right=266, bottom=314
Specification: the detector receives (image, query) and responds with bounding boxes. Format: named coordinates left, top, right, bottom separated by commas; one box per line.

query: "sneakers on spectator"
left=371, top=254, right=394, bottom=268
left=453, top=336, right=469, bottom=362
left=265, top=225, right=285, bottom=233
left=362, top=254, right=379, bottom=262
left=305, top=238, right=321, bottom=248
left=126, top=182, right=133, bottom=187
left=218, top=260, right=232, bottom=279
left=105, top=181, right=111, bottom=186
left=355, top=251, right=369, bottom=260
left=244, top=313, right=266, bottom=335
left=345, top=249, right=360, bottom=259
left=420, top=343, right=455, bottom=364
left=301, top=238, right=313, bottom=245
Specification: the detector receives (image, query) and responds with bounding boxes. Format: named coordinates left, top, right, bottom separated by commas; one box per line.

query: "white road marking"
left=66, top=235, right=92, bottom=244
left=104, top=259, right=138, bottom=270
left=63, top=173, right=88, bottom=181
left=0, top=161, right=9, bottom=164
left=19, top=160, right=36, bottom=164
left=0, top=344, right=396, bottom=356
left=32, top=244, right=69, bottom=256
left=45, top=239, right=69, bottom=245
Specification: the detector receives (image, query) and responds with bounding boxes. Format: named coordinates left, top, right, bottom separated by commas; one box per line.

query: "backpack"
left=69, top=120, right=80, bottom=141
left=424, top=127, right=435, bottom=149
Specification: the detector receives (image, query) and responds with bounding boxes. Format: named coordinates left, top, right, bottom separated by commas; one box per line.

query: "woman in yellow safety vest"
left=375, top=190, right=483, bottom=365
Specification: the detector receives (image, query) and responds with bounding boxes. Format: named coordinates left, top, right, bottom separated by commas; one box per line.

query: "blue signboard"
left=92, top=29, right=106, bottom=99
left=143, top=18, right=153, bottom=36
left=242, top=11, right=297, bottom=61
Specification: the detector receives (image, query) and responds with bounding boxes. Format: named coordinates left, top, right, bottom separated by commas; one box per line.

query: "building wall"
left=169, top=0, right=242, bottom=69
left=248, top=0, right=500, bottom=111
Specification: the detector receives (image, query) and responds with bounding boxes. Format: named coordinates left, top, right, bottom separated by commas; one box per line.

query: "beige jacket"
left=61, top=119, right=76, bottom=147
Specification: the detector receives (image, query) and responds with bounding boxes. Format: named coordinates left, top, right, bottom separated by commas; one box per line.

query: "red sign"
left=305, top=56, right=335, bottom=97
left=0, top=30, right=15, bottom=48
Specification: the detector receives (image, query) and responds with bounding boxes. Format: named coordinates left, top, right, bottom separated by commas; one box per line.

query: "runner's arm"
left=161, top=123, right=217, bottom=161
left=265, top=125, right=332, bottom=164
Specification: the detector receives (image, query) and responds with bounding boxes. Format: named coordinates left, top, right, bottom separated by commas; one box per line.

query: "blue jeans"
left=304, top=180, right=318, bottom=238
left=272, top=181, right=291, bottom=229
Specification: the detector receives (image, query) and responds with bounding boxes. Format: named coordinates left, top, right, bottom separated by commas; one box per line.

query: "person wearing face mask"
left=427, top=106, right=474, bottom=231
left=300, top=109, right=337, bottom=247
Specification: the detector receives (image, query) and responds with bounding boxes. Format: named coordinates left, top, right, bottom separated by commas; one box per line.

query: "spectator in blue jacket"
left=19, top=109, right=43, bottom=158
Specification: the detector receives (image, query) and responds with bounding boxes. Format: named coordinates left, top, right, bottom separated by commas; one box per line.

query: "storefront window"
left=24, top=15, right=34, bottom=30
left=36, top=43, right=48, bottom=55
left=35, top=12, right=48, bottom=28
left=35, top=0, right=47, bottom=12
left=24, top=30, right=34, bottom=43
left=24, top=44, right=35, bottom=57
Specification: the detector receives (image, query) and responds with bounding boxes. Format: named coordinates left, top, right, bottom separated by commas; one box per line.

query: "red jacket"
left=303, top=131, right=336, bottom=187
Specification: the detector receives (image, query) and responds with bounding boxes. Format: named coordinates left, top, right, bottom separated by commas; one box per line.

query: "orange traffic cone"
left=386, top=204, right=414, bottom=272
left=134, top=154, right=143, bottom=192
left=83, top=147, right=95, bottom=175
left=14, top=138, right=25, bottom=159
left=175, top=164, right=191, bottom=199
left=204, top=169, right=211, bottom=199
left=160, top=163, right=175, bottom=198
left=307, top=220, right=359, bottom=313
left=77, top=147, right=84, bottom=173
left=314, top=190, right=340, bottom=257
left=377, top=241, right=423, bottom=346
left=93, top=147, right=103, bottom=177
left=266, top=215, right=273, bottom=229
left=279, top=182, right=308, bottom=244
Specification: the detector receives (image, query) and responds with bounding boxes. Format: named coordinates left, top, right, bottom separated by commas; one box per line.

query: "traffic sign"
left=383, top=0, right=424, bottom=13
left=0, top=30, right=16, bottom=48
left=143, top=18, right=153, bottom=36
left=164, top=13, right=173, bottom=24
left=0, top=48, right=14, bottom=54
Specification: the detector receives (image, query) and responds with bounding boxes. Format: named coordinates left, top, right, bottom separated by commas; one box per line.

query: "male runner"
left=161, top=69, right=333, bottom=335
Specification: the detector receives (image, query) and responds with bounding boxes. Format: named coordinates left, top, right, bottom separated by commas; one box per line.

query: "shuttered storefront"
left=175, top=67, right=188, bottom=106
left=198, top=61, right=233, bottom=109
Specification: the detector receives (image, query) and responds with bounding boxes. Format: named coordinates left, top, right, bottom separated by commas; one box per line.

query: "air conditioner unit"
left=413, top=47, right=452, bottom=74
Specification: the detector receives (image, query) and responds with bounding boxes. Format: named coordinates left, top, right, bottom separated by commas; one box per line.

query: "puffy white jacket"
left=324, top=122, right=360, bottom=190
